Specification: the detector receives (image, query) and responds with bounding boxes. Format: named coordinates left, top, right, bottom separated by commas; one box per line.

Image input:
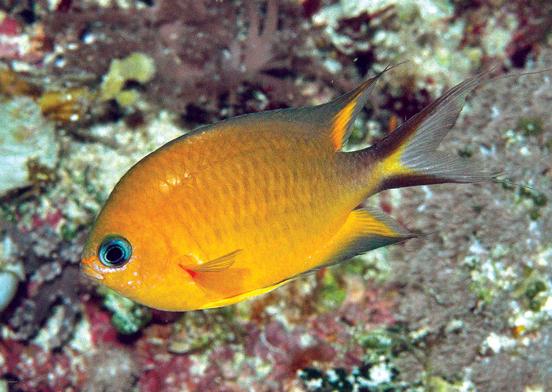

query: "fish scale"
left=186, top=131, right=346, bottom=264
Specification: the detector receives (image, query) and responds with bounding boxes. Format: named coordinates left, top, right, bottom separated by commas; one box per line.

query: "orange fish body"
left=82, top=68, right=491, bottom=311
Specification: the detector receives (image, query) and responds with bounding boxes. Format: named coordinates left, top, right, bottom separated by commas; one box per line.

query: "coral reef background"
left=0, top=0, right=551, bottom=391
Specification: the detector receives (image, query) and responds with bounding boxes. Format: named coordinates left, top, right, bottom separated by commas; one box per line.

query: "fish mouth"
left=81, top=263, right=104, bottom=281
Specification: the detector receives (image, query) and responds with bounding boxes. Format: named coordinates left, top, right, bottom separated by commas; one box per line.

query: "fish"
left=81, top=66, right=493, bottom=311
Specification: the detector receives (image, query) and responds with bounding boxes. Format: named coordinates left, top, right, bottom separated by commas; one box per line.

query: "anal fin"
left=201, top=279, right=290, bottom=309
left=307, top=207, right=416, bottom=273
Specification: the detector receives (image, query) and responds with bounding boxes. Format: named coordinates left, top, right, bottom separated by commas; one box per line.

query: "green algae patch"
left=168, top=308, right=239, bottom=354
left=427, top=376, right=468, bottom=392
left=464, top=244, right=515, bottom=306
left=457, top=147, right=473, bottom=158
left=512, top=267, right=549, bottom=312
left=516, top=186, right=548, bottom=221
left=344, top=248, right=393, bottom=283
left=318, top=270, right=347, bottom=311
left=98, top=286, right=152, bottom=335
left=515, top=117, right=544, bottom=136
left=355, top=327, right=397, bottom=357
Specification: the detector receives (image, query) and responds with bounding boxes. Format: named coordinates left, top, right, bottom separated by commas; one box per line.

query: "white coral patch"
left=481, top=332, right=516, bottom=354
left=369, top=361, right=392, bottom=384
left=0, top=97, right=58, bottom=196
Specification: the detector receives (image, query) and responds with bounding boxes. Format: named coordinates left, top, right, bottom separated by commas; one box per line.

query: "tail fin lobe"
left=370, top=72, right=496, bottom=190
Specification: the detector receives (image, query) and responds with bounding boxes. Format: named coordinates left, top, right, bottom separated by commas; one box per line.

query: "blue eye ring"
left=98, top=236, right=132, bottom=268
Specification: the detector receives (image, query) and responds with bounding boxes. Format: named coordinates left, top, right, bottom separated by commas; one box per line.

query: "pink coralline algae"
left=0, top=15, right=46, bottom=63
left=0, top=340, right=86, bottom=391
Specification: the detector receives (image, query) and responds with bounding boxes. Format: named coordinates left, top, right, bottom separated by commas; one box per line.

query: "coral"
left=8, top=264, right=82, bottom=348
left=503, top=1, right=552, bottom=67
left=313, top=0, right=481, bottom=94
left=0, top=340, right=86, bottom=391
left=0, top=95, right=58, bottom=196
left=82, top=347, right=139, bottom=392
left=311, top=0, right=552, bottom=137
left=0, top=177, right=87, bottom=349
left=38, top=86, right=94, bottom=123
left=0, top=12, right=47, bottom=63
left=0, top=270, right=18, bottom=312
left=471, top=325, right=552, bottom=390
left=0, top=234, right=24, bottom=312
left=0, top=67, right=97, bottom=126
left=0, top=68, right=40, bottom=96
left=298, top=325, right=412, bottom=391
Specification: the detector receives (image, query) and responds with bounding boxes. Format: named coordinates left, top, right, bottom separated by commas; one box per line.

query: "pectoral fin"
left=180, top=249, right=249, bottom=299
left=179, top=250, right=241, bottom=280
left=193, top=249, right=242, bottom=272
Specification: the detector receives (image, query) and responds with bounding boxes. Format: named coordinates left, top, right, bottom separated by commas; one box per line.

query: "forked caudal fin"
left=367, top=72, right=496, bottom=190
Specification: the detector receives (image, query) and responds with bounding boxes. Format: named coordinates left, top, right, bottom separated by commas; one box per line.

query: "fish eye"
left=98, top=236, right=132, bottom=268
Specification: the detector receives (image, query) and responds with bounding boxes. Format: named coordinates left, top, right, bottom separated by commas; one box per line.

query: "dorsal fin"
left=321, top=64, right=397, bottom=151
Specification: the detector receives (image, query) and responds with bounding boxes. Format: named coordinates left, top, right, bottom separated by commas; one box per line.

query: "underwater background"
left=0, top=0, right=551, bottom=390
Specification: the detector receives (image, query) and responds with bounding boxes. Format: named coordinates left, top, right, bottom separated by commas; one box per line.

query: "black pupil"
left=105, top=245, right=124, bottom=264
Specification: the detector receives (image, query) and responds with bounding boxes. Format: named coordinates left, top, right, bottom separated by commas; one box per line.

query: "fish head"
left=80, top=181, right=203, bottom=311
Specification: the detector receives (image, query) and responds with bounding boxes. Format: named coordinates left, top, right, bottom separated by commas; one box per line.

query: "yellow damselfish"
left=81, top=67, right=492, bottom=311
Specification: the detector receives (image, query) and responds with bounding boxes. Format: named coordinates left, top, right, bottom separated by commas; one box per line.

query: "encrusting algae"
left=81, top=66, right=495, bottom=311
left=99, top=52, right=156, bottom=107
